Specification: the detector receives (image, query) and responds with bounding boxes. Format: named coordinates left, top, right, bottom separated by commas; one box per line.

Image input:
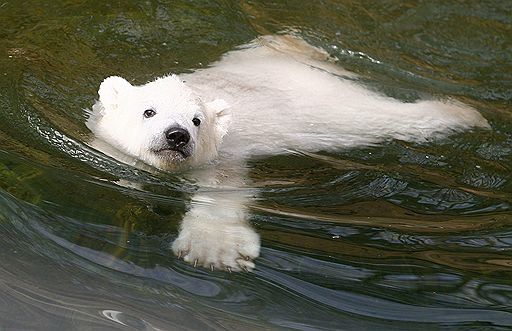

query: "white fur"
left=88, top=35, right=488, bottom=271
left=89, top=75, right=230, bottom=171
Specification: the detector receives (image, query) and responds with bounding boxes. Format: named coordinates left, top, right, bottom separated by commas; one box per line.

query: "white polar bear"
left=87, top=35, right=489, bottom=272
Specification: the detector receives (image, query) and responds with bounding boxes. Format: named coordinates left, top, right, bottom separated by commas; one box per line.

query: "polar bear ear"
left=98, top=76, right=132, bottom=109
left=207, top=99, right=232, bottom=138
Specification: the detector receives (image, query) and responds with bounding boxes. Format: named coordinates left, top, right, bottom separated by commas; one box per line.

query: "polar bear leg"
left=172, top=163, right=260, bottom=272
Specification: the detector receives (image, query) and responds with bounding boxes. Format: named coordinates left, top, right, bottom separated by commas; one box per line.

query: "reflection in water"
left=0, top=0, right=511, bottom=329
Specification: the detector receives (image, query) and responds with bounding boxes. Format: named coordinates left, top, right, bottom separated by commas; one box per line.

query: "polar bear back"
left=184, top=36, right=488, bottom=157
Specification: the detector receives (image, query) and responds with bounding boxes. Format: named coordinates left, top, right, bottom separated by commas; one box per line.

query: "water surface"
left=1, top=1, right=511, bottom=330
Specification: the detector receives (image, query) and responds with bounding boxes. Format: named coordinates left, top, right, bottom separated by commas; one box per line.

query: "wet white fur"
left=88, top=35, right=488, bottom=271
left=89, top=75, right=231, bottom=170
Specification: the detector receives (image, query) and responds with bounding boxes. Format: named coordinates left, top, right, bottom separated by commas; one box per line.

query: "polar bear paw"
left=171, top=220, right=260, bottom=272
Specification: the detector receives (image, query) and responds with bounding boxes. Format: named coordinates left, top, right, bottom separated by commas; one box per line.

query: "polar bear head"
left=90, top=75, right=231, bottom=171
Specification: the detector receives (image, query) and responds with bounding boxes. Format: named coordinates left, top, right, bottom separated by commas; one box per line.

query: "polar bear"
left=87, top=35, right=489, bottom=272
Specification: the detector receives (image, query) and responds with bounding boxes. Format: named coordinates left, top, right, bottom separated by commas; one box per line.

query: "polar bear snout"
left=158, top=126, right=193, bottom=159
left=165, top=127, right=190, bottom=149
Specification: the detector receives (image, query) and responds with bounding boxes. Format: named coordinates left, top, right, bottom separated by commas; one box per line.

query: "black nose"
left=165, top=127, right=190, bottom=150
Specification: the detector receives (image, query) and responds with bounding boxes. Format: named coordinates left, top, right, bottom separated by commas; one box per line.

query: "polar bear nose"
left=165, top=127, right=190, bottom=149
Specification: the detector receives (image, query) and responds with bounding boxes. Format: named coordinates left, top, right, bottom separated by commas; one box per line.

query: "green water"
left=1, top=1, right=511, bottom=329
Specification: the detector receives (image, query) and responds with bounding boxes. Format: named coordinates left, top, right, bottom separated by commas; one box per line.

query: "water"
left=1, top=0, right=511, bottom=329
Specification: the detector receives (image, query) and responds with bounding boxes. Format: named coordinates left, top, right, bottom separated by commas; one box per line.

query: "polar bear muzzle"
left=165, top=127, right=190, bottom=151
left=149, top=126, right=193, bottom=160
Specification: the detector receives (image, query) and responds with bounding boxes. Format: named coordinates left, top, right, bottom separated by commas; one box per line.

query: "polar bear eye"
left=192, top=118, right=201, bottom=126
left=143, top=109, right=156, bottom=118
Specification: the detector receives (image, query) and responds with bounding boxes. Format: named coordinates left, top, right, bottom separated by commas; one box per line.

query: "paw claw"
left=210, top=264, right=215, bottom=271
left=226, top=266, right=232, bottom=273
left=193, top=259, right=198, bottom=268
